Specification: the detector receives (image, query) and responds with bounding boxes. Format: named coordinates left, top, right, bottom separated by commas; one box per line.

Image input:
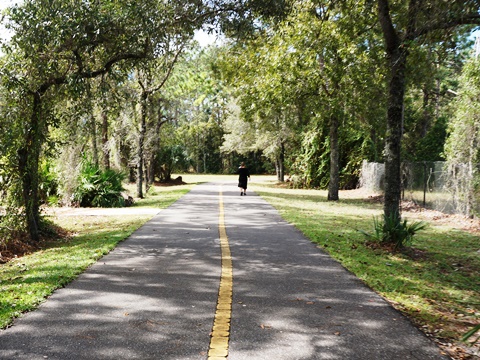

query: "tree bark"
left=276, top=141, right=285, bottom=182
left=19, top=92, right=44, bottom=242
left=378, top=0, right=407, bottom=221
left=144, top=159, right=150, bottom=194
left=90, top=113, right=99, bottom=168
left=102, top=110, right=110, bottom=170
left=136, top=91, right=147, bottom=198
left=328, top=114, right=339, bottom=201
left=421, top=87, right=430, bottom=138
left=151, top=106, right=163, bottom=184
left=383, top=48, right=407, bottom=220
left=86, top=82, right=99, bottom=169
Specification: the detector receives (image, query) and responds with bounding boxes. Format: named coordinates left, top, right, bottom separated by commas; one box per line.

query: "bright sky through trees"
left=194, top=29, right=222, bottom=47
left=194, top=30, right=215, bottom=47
left=0, top=0, right=17, bottom=41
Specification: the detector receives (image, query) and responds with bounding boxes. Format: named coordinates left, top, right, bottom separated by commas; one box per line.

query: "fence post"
left=423, top=161, right=427, bottom=207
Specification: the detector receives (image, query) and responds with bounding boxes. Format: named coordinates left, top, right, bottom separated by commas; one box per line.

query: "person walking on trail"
left=237, top=162, right=250, bottom=196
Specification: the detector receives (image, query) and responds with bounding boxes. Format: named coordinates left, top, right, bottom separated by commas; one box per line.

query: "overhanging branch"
left=36, top=46, right=149, bottom=95
left=411, top=13, right=480, bottom=40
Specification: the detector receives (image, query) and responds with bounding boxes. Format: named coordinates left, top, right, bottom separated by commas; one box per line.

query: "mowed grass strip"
left=0, top=184, right=192, bottom=329
left=251, top=182, right=480, bottom=349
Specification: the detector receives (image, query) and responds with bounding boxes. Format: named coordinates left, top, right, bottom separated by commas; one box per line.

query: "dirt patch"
left=0, top=223, right=70, bottom=263
left=364, top=241, right=431, bottom=260
left=0, top=238, right=37, bottom=264
left=44, top=207, right=160, bottom=217
left=340, top=188, right=480, bottom=236
left=401, top=201, right=480, bottom=236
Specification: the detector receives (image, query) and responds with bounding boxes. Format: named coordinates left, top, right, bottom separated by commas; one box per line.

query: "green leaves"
left=443, top=57, right=480, bottom=216
left=462, top=324, right=480, bottom=343
left=72, top=159, right=126, bottom=208
left=361, top=213, right=428, bottom=250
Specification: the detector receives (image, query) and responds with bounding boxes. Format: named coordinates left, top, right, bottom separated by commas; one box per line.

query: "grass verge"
left=0, top=184, right=192, bottom=329
left=251, top=182, right=480, bottom=358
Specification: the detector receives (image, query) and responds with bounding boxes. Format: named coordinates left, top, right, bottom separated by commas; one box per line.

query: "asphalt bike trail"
left=0, top=182, right=448, bottom=360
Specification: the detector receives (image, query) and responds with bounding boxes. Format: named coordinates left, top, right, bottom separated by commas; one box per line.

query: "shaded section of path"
left=0, top=182, right=448, bottom=360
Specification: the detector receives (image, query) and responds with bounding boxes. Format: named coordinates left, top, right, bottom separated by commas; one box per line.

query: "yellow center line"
left=208, top=187, right=233, bottom=360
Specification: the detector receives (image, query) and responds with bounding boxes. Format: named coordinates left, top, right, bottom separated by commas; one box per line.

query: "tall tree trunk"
left=435, top=75, right=441, bottom=119
left=370, top=127, right=379, bottom=162
left=421, top=87, right=430, bottom=138
left=148, top=155, right=155, bottom=185
left=275, top=158, right=280, bottom=181
left=87, top=82, right=99, bottom=168
left=151, top=106, right=169, bottom=182
left=378, top=0, right=409, bottom=222
left=151, top=107, right=163, bottom=183
left=280, top=141, right=285, bottom=182
left=136, top=92, right=147, bottom=198
left=383, top=47, right=407, bottom=221
left=328, top=115, right=339, bottom=201
left=102, top=110, right=110, bottom=170
left=144, top=159, right=150, bottom=194
left=19, top=93, right=44, bottom=242
left=203, top=150, right=207, bottom=173
left=90, top=113, right=99, bottom=168
left=276, top=142, right=285, bottom=182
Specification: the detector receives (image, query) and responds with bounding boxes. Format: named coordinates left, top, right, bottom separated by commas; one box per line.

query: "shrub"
left=72, top=161, right=126, bottom=208
left=38, top=160, right=60, bottom=204
left=361, top=213, right=428, bottom=250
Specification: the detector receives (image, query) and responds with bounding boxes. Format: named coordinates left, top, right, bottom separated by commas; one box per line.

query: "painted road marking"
left=208, top=188, right=233, bottom=360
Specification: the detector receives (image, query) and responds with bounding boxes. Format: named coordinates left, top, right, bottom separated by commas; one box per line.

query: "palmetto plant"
left=72, top=161, right=126, bottom=208
left=361, top=213, right=428, bottom=250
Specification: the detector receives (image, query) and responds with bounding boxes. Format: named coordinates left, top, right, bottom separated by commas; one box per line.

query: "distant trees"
left=444, top=55, right=480, bottom=216
left=217, top=0, right=386, bottom=194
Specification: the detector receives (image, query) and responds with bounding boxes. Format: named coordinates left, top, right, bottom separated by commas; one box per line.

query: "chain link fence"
left=360, top=160, right=478, bottom=216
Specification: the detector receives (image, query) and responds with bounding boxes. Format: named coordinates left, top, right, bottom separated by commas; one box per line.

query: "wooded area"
left=0, top=0, right=479, bottom=246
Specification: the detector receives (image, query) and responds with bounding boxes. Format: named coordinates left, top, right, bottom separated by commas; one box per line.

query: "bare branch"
left=36, top=47, right=148, bottom=95
left=411, top=13, right=480, bottom=40
left=150, top=43, right=185, bottom=94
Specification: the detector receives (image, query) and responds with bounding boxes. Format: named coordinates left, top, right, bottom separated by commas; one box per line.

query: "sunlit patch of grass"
left=133, top=185, right=193, bottom=208
left=251, top=183, right=480, bottom=350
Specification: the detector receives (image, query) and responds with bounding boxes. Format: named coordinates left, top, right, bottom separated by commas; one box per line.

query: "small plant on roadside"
left=360, top=213, right=428, bottom=250
left=72, top=160, right=126, bottom=208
